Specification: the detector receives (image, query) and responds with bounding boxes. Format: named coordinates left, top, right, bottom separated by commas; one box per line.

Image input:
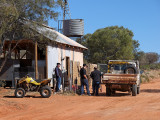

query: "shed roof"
left=23, top=20, right=87, bottom=49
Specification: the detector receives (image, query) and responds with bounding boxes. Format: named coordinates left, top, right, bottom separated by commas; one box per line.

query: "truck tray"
left=102, top=74, right=137, bottom=84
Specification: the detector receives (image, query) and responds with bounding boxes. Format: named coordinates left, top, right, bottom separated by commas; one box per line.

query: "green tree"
left=0, top=0, right=63, bottom=71
left=135, top=51, right=147, bottom=65
left=146, top=52, right=159, bottom=64
left=0, top=0, right=62, bottom=43
left=133, top=40, right=140, bottom=58
left=78, top=26, right=139, bottom=64
left=134, top=51, right=159, bottom=66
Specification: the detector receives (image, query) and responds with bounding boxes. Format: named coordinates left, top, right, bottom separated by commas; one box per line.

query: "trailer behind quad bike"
left=100, top=60, right=141, bottom=96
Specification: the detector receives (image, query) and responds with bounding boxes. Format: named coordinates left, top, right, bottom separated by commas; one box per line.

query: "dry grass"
left=141, top=69, right=160, bottom=83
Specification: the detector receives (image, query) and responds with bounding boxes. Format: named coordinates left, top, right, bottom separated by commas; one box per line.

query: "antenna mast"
left=58, top=0, right=84, bottom=38
left=63, top=0, right=71, bottom=20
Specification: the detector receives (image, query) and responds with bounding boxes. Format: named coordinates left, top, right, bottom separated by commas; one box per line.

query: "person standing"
left=55, top=63, right=62, bottom=92
left=80, top=64, right=91, bottom=96
left=90, top=66, right=102, bottom=96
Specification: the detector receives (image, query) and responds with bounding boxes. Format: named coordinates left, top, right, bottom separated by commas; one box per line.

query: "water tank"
left=63, top=19, right=84, bottom=37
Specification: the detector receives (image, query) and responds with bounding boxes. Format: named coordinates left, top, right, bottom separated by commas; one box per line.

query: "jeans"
left=56, top=77, right=61, bottom=92
left=93, top=81, right=100, bottom=95
left=81, top=79, right=90, bottom=95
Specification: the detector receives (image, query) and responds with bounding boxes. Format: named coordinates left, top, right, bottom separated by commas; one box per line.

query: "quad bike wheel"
left=40, top=86, right=52, bottom=98
left=15, top=88, right=25, bottom=98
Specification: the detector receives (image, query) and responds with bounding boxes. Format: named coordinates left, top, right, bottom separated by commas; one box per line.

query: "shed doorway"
left=65, top=57, right=70, bottom=88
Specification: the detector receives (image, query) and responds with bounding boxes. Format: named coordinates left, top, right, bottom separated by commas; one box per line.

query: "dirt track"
left=0, top=79, right=160, bottom=120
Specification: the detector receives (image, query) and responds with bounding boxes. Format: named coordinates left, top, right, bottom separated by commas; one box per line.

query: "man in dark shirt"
left=90, top=66, right=102, bottom=96
left=55, top=63, right=62, bottom=92
left=80, top=64, right=91, bottom=96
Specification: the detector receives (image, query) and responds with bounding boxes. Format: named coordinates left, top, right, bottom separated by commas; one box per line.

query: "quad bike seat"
left=35, top=79, right=43, bottom=83
left=35, top=79, right=51, bottom=83
left=24, top=76, right=51, bottom=86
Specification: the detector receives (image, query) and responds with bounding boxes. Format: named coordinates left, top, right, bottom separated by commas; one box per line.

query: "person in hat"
left=55, top=63, right=62, bottom=92
left=80, top=64, right=91, bottom=96
left=90, top=66, right=102, bottom=96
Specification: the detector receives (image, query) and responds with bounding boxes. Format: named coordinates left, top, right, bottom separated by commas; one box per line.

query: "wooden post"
left=45, top=46, right=48, bottom=79
left=15, top=50, right=17, bottom=59
left=35, top=41, right=38, bottom=79
left=3, top=49, right=5, bottom=58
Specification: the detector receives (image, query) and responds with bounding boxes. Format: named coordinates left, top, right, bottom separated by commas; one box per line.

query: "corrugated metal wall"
left=47, top=45, right=84, bottom=88
left=65, top=48, right=71, bottom=58
left=47, top=46, right=59, bottom=80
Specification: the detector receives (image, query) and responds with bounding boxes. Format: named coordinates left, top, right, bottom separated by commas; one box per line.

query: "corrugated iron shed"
left=22, top=20, right=87, bottom=49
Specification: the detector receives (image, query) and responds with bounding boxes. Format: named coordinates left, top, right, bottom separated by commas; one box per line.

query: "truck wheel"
left=15, top=88, right=25, bottom=98
left=40, top=86, right=52, bottom=98
left=137, top=86, right=140, bottom=94
left=106, top=86, right=111, bottom=96
left=132, top=84, right=137, bottom=96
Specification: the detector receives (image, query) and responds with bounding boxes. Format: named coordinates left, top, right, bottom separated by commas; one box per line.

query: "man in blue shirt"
left=55, top=63, right=62, bottom=92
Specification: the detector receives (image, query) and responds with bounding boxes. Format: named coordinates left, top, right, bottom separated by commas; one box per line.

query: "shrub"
left=140, top=63, right=160, bottom=70
left=140, top=72, right=150, bottom=83
left=150, top=75, right=155, bottom=79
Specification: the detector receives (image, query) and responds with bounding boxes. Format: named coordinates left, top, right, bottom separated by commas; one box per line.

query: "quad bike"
left=15, top=75, right=52, bottom=98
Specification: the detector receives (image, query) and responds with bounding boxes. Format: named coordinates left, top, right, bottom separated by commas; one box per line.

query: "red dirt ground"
left=0, top=79, right=160, bottom=120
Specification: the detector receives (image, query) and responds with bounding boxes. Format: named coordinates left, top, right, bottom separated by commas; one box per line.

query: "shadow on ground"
left=3, top=95, right=42, bottom=98
left=141, top=89, right=160, bottom=93
left=96, top=92, right=131, bottom=97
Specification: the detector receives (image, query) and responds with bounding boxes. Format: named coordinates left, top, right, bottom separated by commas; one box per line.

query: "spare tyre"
left=124, top=66, right=138, bottom=74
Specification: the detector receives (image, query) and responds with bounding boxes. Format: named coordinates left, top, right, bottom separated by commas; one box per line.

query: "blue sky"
left=49, top=0, right=160, bottom=54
